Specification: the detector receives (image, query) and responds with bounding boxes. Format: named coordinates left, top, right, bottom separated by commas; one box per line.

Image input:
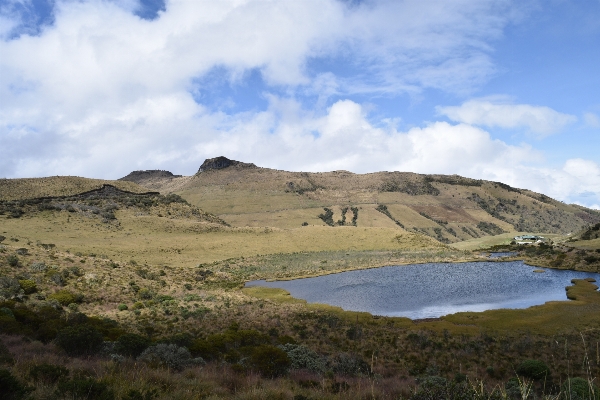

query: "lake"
left=245, top=261, right=600, bottom=319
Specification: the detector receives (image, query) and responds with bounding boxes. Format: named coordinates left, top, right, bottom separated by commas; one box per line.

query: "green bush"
left=132, top=301, right=145, bottom=310
left=0, top=278, right=22, bottom=300
left=332, top=353, right=371, bottom=376
left=29, top=262, right=46, bottom=272
left=137, top=343, right=203, bottom=371
left=562, top=377, right=599, bottom=400
left=56, top=377, right=113, bottom=400
left=248, top=345, right=290, bottom=378
left=48, top=290, right=76, bottom=306
left=56, top=325, right=103, bottom=356
left=29, top=363, right=69, bottom=384
left=7, top=255, right=19, bottom=267
left=279, top=344, right=325, bottom=373
left=18, top=280, right=37, bottom=295
left=138, top=288, right=153, bottom=300
left=117, top=304, right=128, bottom=311
left=117, top=333, right=151, bottom=358
left=0, top=369, right=29, bottom=400
left=515, top=359, right=550, bottom=380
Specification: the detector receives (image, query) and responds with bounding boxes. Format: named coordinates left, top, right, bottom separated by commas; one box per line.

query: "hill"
left=3, top=157, right=600, bottom=399
left=121, top=156, right=600, bottom=244
left=0, top=176, right=150, bottom=201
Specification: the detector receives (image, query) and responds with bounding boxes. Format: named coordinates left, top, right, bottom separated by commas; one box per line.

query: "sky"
left=1, top=0, right=599, bottom=209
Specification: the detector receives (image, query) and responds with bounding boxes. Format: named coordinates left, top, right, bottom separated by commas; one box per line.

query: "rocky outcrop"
left=197, top=156, right=256, bottom=173
left=119, top=170, right=181, bottom=182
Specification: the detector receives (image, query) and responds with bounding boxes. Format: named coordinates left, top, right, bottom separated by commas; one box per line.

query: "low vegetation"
left=2, top=166, right=600, bottom=398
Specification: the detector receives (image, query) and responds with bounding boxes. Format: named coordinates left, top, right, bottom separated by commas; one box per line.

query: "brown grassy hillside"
left=0, top=176, right=150, bottom=201
left=121, top=157, right=600, bottom=244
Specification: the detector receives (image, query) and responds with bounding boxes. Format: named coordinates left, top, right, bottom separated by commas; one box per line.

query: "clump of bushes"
left=0, top=369, right=30, bottom=400
left=7, top=255, right=19, bottom=267
left=318, top=208, right=334, bottom=226
left=117, top=333, right=151, bottom=358
left=48, top=290, right=78, bottom=306
left=18, top=280, right=36, bottom=294
left=29, top=363, right=69, bottom=384
left=248, top=345, right=290, bottom=378
left=137, top=344, right=204, bottom=371
left=56, top=325, right=103, bottom=356
left=29, top=262, right=46, bottom=272
left=56, top=377, right=113, bottom=400
left=562, top=377, right=598, bottom=400
left=516, top=359, right=550, bottom=380
left=332, top=353, right=371, bottom=376
left=279, top=343, right=325, bottom=373
left=0, top=277, right=23, bottom=300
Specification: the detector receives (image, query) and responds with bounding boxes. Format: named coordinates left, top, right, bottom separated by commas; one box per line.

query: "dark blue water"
left=245, top=261, right=600, bottom=319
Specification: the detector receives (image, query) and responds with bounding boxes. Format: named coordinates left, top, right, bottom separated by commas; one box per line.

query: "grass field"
left=0, top=207, right=449, bottom=270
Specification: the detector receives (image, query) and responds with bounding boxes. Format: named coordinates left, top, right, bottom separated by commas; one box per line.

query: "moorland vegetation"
left=2, top=158, right=600, bottom=399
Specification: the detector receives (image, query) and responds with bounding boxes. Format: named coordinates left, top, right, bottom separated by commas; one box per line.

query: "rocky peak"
left=119, top=170, right=181, bottom=182
left=197, top=156, right=256, bottom=173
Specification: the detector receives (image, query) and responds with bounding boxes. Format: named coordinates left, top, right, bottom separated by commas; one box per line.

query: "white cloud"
left=437, top=98, right=577, bottom=136
left=584, top=112, right=600, bottom=128
left=1, top=0, right=599, bottom=208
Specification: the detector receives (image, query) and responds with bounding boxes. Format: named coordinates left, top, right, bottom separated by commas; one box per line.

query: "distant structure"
left=514, top=235, right=545, bottom=245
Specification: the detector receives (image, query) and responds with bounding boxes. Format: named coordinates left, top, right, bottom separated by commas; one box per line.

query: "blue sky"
left=1, top=0, right=599, bottom=208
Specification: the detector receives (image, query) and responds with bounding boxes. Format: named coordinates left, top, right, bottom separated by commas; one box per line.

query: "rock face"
left=197, top=156, right=256, bottom=173
left=119, top=170, right=181, bottom=182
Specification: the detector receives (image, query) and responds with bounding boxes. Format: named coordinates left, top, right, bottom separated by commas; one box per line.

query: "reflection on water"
left=245, top=261, right=600, bottom=319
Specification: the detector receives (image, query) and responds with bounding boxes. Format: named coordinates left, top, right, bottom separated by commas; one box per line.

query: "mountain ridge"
left=116, top=157, right=600, bottom=243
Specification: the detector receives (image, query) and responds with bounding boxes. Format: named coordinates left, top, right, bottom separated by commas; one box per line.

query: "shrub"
left=562, top=377, right=599, bottom=400
left=18, top=280, right=37, bottom=294
left=0, top=278, right=22, bottom=300
left=279, top=344, right=325, bottom=373
left=332, top=353, right=371, bottom=376
left=138, top=343, right=203, bottom=371
left=161, top=332, right=193, bottom=349
left=248, top=345, right=290, bottom=378
left=138, top=288, right=153, bottom=300
left=412, top=377, right=476, bottom=400
left=56, top=325, right=103, bottom=356
left=48, top=290, right=76, bottom=306
left=29, top=363, right=69, bottom=384
left=56, top=377, right=113, bottom=400
left=7, top=255, right=19, bottom=267
left=0, top=369, right=29, bottom=400
left=29, top=262, right=46, bottom=272
left=515, top=359, right=550, bottom=380
left=117, top=333, right=151, bottom=358
left=117, top=304, right=128, bottom=311
left=47, top=271, right=65, bottom=286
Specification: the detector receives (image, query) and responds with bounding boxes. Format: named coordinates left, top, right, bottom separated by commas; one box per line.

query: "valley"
left=2, top=157, right=600, bottom=399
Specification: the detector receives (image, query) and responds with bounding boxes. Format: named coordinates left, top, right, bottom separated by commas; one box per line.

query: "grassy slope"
left=135, top=166, right=600, bottom=245
left=0, top=176, right=150, bottom=200
left=1, top=208, right=445, bottom=269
